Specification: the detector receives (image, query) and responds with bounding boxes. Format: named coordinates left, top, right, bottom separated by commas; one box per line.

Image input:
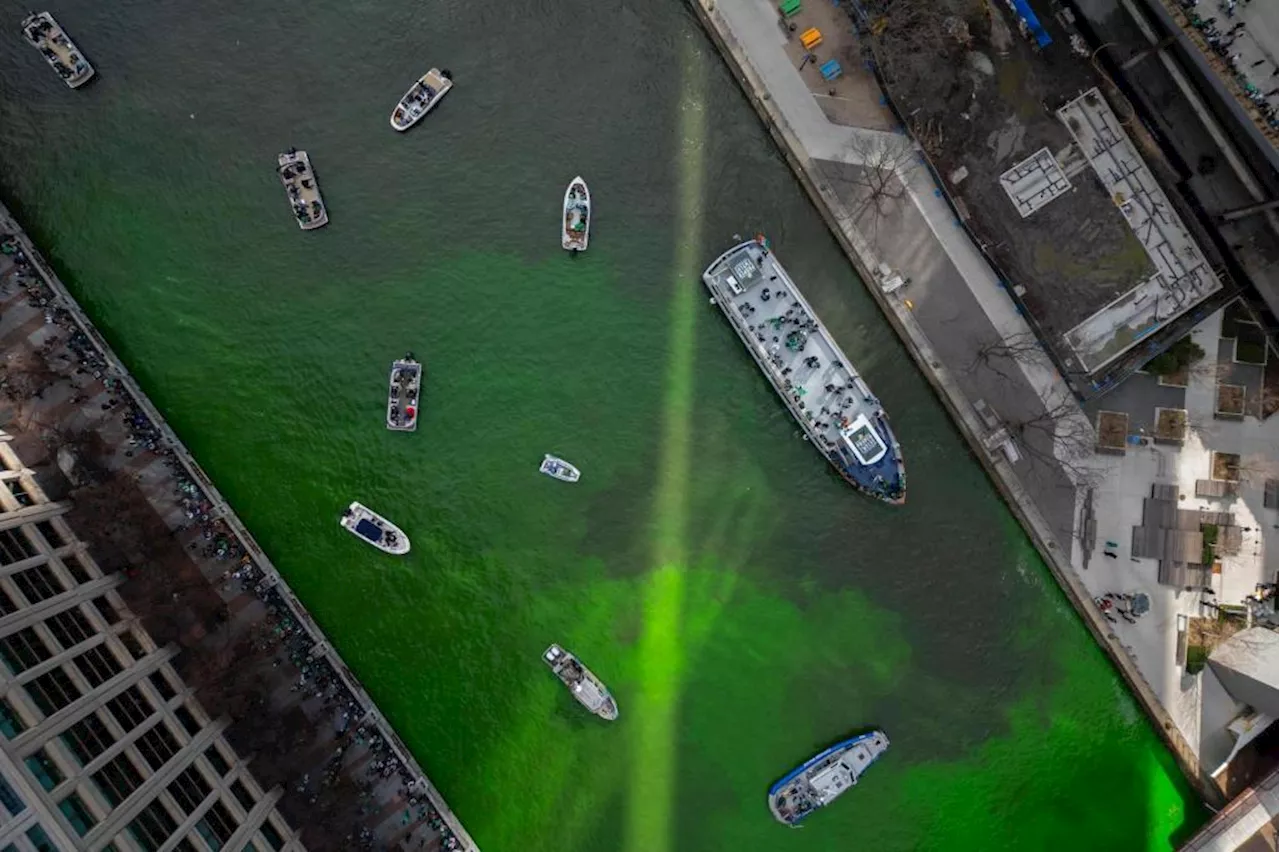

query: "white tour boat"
left=390, top=68, right=453, bottom=132
left=339, top=502, right=410, bottom=555
left=561, top=177, right=590, bottom=252
left=539, top=455, right=580, bottom=483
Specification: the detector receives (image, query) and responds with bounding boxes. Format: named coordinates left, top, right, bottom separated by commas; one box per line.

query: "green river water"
left=0, top=0, right=1205, bottom=849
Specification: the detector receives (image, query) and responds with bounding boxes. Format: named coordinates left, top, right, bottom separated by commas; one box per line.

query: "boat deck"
left=387, top=359, right=421, bottom=431
left=703, top=240, right=904, bottom=501
left=277, top=151, right=328, bottom=230
left=23, top=14, right=93, bottom=87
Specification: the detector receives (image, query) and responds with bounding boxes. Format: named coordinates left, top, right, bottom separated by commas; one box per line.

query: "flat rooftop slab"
left=1057, top=88, right=1223, bottom=373
left=999, top=147, right=1073, bottom=218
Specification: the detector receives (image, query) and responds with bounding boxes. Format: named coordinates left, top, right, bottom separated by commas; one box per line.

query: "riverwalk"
left=690, top=0, right=1234, bottom=805
left=0, top=200, right=478, bottom=850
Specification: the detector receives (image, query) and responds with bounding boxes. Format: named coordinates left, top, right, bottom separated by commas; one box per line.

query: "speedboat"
left=22, top=12, right=94, bottom=89
left=387, top=354, right=422, bottom=432
left=339, top=502, right=410, bottom=555
left=539, top=455, right=580, bottom=483
left=390, top=68, right=453, bottom=131
left=277, top=149, right=328, bottom=230
left=562, top=177, right=590, bottom=251
left=543, top=644, right=618, bottom=721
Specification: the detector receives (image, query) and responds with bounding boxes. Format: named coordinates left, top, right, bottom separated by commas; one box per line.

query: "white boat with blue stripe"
left=339, top=502, right=410, bottom=555
left=768, top=730, right=890, bottom=825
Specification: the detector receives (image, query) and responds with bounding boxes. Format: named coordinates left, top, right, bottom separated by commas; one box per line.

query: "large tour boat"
left=387, top=354, right=422, bottom=432
left=768, top=730, right=890, bottom=826
left=277, top=149, right=328, bottom=230
left=22, top=12, right=94, bottom=89
left=561, top=177, right=590, bottom=252
left=543, top=644, right=617, bottom=721
left=339, top=502, right=410, bottom=555
left=390, top=69, right=453, bottom=132
left=702, top=236, right=906, bottom=504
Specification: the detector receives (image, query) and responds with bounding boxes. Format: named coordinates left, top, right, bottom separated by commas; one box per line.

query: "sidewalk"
left=693, top=0, right=1229, bottom=803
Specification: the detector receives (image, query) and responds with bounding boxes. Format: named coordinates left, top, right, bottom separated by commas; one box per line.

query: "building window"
left=0, top=774, right=26, bottom=816
left=258, top=819, right=285, bottom=851
left=195, top=799, right=237, bottom=850
left=0, top=627, right=53, bottom=675
left=150, top=671, right=177, bottom=702
left=127, top=798, right=179, bottom=852
left=0, top=698, right=27, bottom=738
left=73, top=644, right=124, bottom=688
left=65, top=553, right=92, bottom=585
left=58, top=792, right=97, bottom=836
left=120, top=630, right=145, bottom=661
left=10, top=565, right=65, bottom=605
left=229, top=779, right=254, bottom=812
left=61, top=711, right=116, bottom=766
left=168, top=766, right=212, bottom=816
left=92, top=752, right=144, bottom=808
left=93, top=596, right=122, bottom=626
left=25, top=825, right=58, bottom=852
left=204, top=745, right=230, bottom=778
left=134, top=722, right=180, bottom=770
left=105, top=686, right=153, bottom=733
left=34, top=521, right=64, bottom=549
left=44, top=606, right=96, bottom=649
left=0, top=528, right=36, bottom=564
left=25, top=666, right=82, bottom=716
left=174, top=705, right=201, bottom=737
left=24, top=748, right=63, bottom=791
left=0, top=585, right=17, bottom=616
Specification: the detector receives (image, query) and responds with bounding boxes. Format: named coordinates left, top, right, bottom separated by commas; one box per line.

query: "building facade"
left=0, top=434, right=303, bottom=852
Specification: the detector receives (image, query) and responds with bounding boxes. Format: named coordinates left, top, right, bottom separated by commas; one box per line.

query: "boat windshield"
left=354, top=518, right=383, bottom=542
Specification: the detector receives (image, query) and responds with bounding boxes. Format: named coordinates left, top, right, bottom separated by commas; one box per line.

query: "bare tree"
left=966, top=331, right=1049, bottom=382
left=1006, top=389, right=1106, bottom=489
left=847, top=132, right=919, bottom=221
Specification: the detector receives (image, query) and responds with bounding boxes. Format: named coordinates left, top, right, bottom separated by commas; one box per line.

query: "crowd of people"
left=4, top=226, right=466, bottom=851
left=1179, top=0, right=1279, bottom=128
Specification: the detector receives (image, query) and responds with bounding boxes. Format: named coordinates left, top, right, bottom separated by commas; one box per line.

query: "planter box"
left=1154, top=407, right=1187, bottom=444
left=1096, top=410, right=1128, bottom=454
left=1215, top=383, right=1246, bottom=420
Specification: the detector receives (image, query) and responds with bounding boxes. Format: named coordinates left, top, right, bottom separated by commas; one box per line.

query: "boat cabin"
left=839, top=413, right=888, bottom=466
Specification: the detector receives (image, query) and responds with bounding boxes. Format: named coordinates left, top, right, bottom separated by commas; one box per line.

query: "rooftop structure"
left=0, top=435, right=304, bottom=852
left=1208, top=627, right=1278, bottom=718
left=1057, top=89, right=1224, bottom=374
left=999, top=147, right=1073, bottom=219
left=1180, top=769, right=1278, bottom=852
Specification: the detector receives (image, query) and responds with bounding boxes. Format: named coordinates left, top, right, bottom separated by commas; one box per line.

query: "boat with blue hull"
left=768, top=730, right=890, bottom=825
left=702, top=237, right=906, bottom=504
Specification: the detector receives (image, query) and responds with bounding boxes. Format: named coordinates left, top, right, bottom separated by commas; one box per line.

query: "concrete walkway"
left=694, top=0, right=1226, bottom=803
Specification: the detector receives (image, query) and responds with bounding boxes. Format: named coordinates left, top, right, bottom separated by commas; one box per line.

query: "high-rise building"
left=0, top=434, right=305, bottom=852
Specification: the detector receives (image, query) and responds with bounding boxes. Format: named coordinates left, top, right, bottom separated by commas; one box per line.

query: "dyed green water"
left=1, top=0, right=1205, bottom=849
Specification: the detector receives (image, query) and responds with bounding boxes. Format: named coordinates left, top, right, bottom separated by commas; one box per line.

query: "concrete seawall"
left=0, top=201, right=481, bottom=849
left=688, top=0, right=1220, bottom=806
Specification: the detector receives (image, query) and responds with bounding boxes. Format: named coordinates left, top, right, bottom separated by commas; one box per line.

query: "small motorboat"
left=22, top=12, right=94, bottom=89
left=539, top=455, right=580, bottom=483
left=543, top=644, right=618, bottom=721
left=390, top=68, right=453, bottom=132
left=277, top=149, right=328, bottom=230
left=387, top=354, right=422, bottom=432
left=561, top=177, right=590, bottom=252
left=339, top=502, right=410, bottom=555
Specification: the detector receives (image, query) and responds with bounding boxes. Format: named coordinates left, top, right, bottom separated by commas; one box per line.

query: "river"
left=0, top=0, right=1205, bottom=849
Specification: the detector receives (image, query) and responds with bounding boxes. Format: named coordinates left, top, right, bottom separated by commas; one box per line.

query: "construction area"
left=830, top=0, right=1244, bottom=398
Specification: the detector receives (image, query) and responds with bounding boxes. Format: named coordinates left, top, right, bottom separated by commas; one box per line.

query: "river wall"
left=687, top=0, right=1221, bottom=807
left=0, top=200, right=481, bottom=850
